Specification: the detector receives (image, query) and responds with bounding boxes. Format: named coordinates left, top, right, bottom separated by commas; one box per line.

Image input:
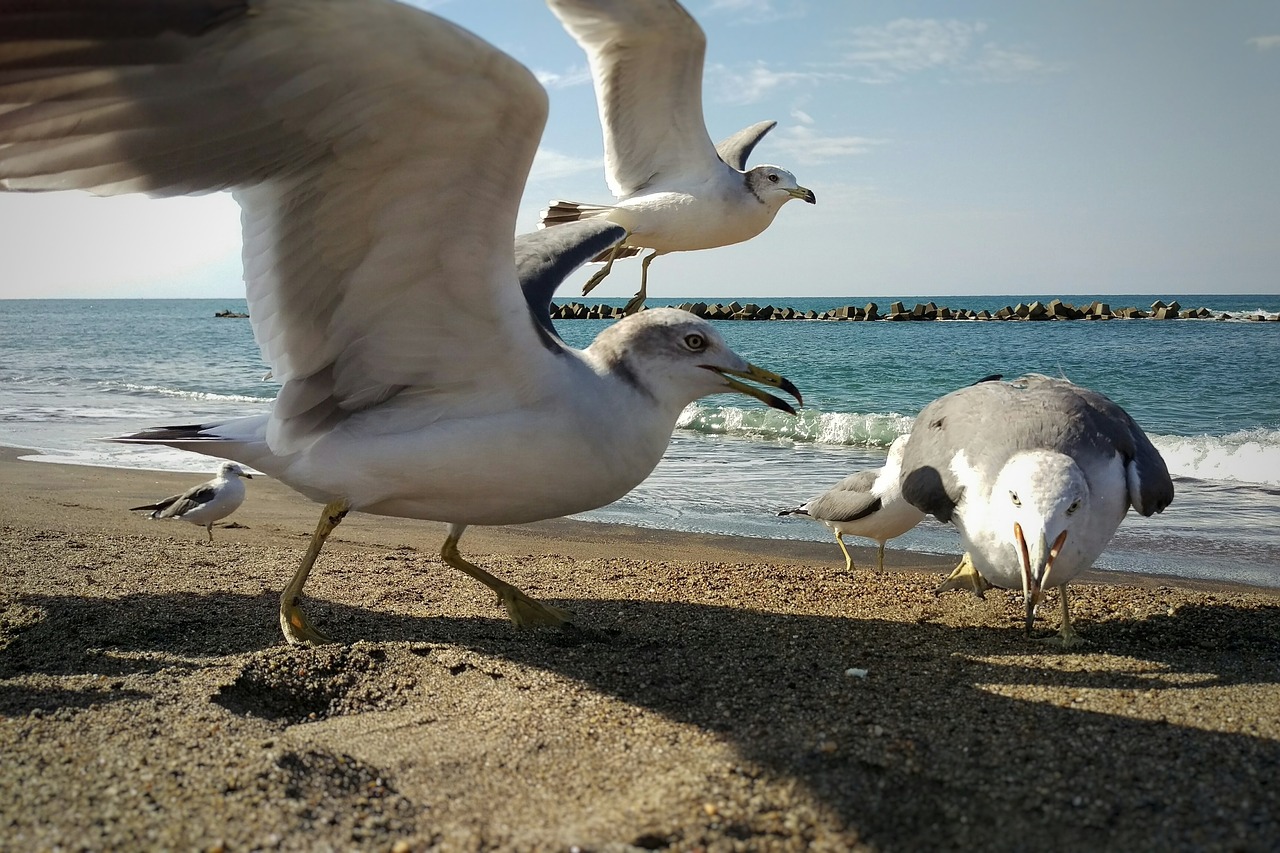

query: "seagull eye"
left=1066, top=500, right=1080, bottom=516
left=683, top=333, right=706, bottom=351
left=767, top=173, right=779, bottom=183
left=1010, top=491, right=1021, bottom=507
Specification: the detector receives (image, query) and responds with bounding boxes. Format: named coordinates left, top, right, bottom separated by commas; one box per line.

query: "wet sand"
left=2, top=446, right=1278, bottom=851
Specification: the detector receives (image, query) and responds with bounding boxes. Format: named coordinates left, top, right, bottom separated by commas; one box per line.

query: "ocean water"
left=2, top=296, right=1278, bottom=588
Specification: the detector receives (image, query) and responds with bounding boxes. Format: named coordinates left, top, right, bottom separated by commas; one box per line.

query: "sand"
left=1, top=445, right=1278, bottom=852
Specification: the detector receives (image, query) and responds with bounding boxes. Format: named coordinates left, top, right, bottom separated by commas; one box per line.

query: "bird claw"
left=621, top=292, right=647, bottom=316
left=1035, top=630, right=1086, bottom=649
left=935, top=554, right=990, bottom=599
left=499, top=589, right=573, bottom=628
left=280, top=599, right=335, bottom=646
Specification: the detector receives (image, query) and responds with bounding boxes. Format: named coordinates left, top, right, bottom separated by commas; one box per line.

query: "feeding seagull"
left=0, top=0, right=802, bottom=646
left=129, top=462, right=253, bottom=542
left=540, top=0, right=816, bottom=315
left=899, top=375, right=1174, bottom=646
left=778, top=435, right=924, bottom=572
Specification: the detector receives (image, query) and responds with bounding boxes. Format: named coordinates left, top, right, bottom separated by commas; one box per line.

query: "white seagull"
left=0, top=0, right=802, bottom=646
left=778, top=435, right=925, bottom=572
left=900, top=375, right=1174, bottom=646
left=129, top=462, right=253, bottom=542
left=541, top=0, right=816, bottom=315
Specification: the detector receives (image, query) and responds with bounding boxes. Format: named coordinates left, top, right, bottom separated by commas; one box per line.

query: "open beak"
left=704, top=363, right=802, bottom=415
left=1016, top=524, right=1068, bottom=635
left=789, top=186, right=817, bottom=204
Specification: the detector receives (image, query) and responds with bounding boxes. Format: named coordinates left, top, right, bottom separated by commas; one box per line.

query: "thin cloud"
left=1247, top=35, right=1280, bottom=51
left=705, top=0, right=804, bottom=25
left=527, top=148, right=603, bottom=184
left=708, top=61, right=851, bottom=105
left=769, top=124, right=887, bottom=166
left=534, top=65, right=593, bottom=89
left=843, top=18, right=1064, bottom=83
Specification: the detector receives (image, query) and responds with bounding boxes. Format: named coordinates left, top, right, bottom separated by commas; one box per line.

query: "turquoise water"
left=2, top=297, right=1278, bottom=587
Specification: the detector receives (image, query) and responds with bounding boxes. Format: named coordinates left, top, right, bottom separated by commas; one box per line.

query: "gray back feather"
left=715, top=120, right=777, bottom=171
left=804, top=470, right=882, bottom=523
left=901, top=374, right=1174, bottom=522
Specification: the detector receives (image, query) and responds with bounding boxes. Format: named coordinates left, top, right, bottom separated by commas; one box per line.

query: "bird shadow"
left=2, top=589, right=1278, bottom=849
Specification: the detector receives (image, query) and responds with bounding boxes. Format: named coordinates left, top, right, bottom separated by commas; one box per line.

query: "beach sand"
left=2, top=445, right=1278, bottom=851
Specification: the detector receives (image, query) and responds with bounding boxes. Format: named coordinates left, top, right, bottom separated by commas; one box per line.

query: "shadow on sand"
left=3, top=588, right=1278, bottom=850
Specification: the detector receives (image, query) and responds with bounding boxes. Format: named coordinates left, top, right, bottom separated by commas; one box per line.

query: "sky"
left=2, top=0, right=1278, bottom=300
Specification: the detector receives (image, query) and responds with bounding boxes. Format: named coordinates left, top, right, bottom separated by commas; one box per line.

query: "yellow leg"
left=622, top=251, right=659, bottom=316
left=936, top=552, right=991, bottom=598
left=206, top=523, right=214, bottom=543
left=581, top=239, right=629, bottom=296
left=835, top=533, right=855, bottom=572
left=279, top=499, right=349, bottom=646
left=1037, top=586, right=1085, bottom=648
left=441, top=525, right=572, bottom=627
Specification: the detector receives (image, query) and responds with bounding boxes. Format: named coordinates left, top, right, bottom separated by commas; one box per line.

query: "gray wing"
left=516, top=220, right=627, bottom=349
left=900, top=384, right=1007, bottom=523
left=132, top=482, right=217, bottom=518
left=715, top=121, right=777, bottom=171
left=546, top=0, right=722, bottom=196
left=1048, top=378, right=1174, bottom=516
left=901, top=374, right=1175, bottom=522
left=803, top=470, right=882, bottom=523
left=130, top=493, right=186, bottom=513
left=0, top=0, right=557, bottom=456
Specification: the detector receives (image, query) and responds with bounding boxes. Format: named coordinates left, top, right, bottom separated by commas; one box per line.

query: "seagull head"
left=990, top=450, right=1089, bottom=634
left=587, top=307, right=801, bottom=415
left=217, top=461, right=253, bottom=480
left=746, top=165, right=816, bottom=206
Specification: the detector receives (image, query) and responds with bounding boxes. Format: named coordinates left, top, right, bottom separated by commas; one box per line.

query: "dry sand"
left=1, top=445, right=1278, bottom=852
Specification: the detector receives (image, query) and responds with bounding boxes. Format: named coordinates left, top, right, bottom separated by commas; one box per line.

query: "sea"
left=2, top=296, right=1278, bottom=588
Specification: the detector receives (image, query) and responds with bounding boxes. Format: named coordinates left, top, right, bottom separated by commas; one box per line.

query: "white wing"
left=546, top=0, right=722, bottom=197
left=0, top=0, right=558, bottom=451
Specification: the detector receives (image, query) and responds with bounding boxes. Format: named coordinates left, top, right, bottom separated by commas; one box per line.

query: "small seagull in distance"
left=779, top=435, right=925, bottom=573
left=130, top=462, right=252, bottom=542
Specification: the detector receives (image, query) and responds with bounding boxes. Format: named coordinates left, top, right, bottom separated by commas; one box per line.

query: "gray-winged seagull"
left=541, top=0, right=816, bottom=315
left=779, top=435, right=925, bottom=572
left=130, top=462, right=252, bottom=542
left=900, top=374, right=1174, bottom=646
left=0, top=0, right=802, bottom=646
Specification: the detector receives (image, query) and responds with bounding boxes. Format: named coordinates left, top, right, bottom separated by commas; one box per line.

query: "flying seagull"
left=778, top=435, right=925, bottom=572
left=130, top=462, right=252, bottom=542
left=0, top=0, right=802, bottom=646
left=540, top=0, right=816, bottom=315
left=900, top=375, right=1174, bottom=646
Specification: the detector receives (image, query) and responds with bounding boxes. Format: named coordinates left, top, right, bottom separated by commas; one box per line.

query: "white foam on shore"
left=1152, top=429, right=1280, bottom=486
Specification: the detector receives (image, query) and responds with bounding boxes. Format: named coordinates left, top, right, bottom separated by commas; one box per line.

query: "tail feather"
left=539, top=200, right=615, bottom=228
left=112, top=418, right=275, bottom=474
left=777, top=507, right=809, bottom=517
left=113, top=423, right=222, bottom=443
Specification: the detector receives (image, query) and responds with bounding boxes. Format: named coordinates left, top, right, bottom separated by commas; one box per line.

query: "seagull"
left=129, top=462, right=253, bottom=542
left=0, top=0, right=802, bottom=646
left=778, top=435, right=924, bottom=572
left=540, top=0, right=816, bottom=315
left=900, top=375, right=1174, bottom=646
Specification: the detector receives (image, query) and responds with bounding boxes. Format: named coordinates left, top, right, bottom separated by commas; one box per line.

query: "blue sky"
left=3, top=0, right=1278, bottom=299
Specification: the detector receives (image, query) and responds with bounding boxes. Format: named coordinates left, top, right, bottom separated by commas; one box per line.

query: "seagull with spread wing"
left=0, top=0, right=802, bottom=645
left=540, top=0, right=816, bottom=315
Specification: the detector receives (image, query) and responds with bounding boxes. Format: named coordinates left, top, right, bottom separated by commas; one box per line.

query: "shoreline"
left=3, top=443, right=1273, bottom=597
left=3, top=445, right=1279, bottom=850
